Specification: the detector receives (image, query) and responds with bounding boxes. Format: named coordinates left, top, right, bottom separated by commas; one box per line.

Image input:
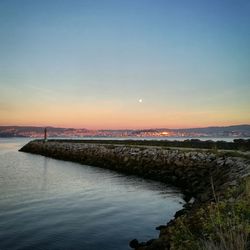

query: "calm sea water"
left=0, top=138, right=184, bottom=250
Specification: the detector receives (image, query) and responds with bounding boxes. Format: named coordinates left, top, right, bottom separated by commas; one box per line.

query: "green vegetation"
left=167, top=177, right=250, bottom=250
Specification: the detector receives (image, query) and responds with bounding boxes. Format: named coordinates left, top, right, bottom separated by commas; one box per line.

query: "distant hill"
left=173, top=125, right=250, bottom=136
left=0, top=125, right=250, bottom=138
left=0, top=126, right=89, bottom=138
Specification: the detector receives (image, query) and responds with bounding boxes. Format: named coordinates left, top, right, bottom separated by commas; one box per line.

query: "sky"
left=0, top=0, right=250, bottom=129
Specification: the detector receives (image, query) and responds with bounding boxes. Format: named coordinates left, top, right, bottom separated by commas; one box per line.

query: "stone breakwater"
left=20, top=140, right=250, bottom=201
left=20, top=140, right=250, bottom=249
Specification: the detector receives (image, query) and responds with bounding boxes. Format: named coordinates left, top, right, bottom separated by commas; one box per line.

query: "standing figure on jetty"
left=44, top=128, right=47, bottom=142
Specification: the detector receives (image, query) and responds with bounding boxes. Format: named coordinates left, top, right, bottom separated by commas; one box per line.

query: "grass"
left=200, top=198, right=249, bottom=250
left=165, top=177, right=250, bottom=250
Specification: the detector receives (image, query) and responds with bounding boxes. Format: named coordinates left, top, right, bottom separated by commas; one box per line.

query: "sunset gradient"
left=0, top=0, right=250, bottom=129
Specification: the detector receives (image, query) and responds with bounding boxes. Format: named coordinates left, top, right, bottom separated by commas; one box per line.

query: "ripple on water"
left=0, top=138, right=184, bottom=250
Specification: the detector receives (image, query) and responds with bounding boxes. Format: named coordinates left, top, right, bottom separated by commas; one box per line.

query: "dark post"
left=44, top=128, right=47, bottom=142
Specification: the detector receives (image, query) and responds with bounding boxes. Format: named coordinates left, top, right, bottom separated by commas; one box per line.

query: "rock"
left=129, top=239, right=139, bottom=248
left=174, top=209, right=187, bottom=218
left=188, top=197, right=195, bottom=204
left=156, top=225, right=166, bottom=230
left=146, top=239, right=155, bottom=246
left=122, top=156, right=128, bottom=162
left=145, top=239, right=167, bottom=250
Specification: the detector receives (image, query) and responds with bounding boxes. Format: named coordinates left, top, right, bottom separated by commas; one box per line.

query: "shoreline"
left=20, top=140, right=250, bottom=249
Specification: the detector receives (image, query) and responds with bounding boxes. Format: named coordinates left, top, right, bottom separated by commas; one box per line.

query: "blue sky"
left=0, top=0, right=249, bottom=129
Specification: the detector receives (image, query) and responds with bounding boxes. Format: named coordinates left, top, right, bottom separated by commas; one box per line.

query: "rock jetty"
left=20, top=140, right=250, bottom=249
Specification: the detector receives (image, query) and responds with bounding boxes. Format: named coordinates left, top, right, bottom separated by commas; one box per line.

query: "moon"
left=139, top=99, right=143, bottom=103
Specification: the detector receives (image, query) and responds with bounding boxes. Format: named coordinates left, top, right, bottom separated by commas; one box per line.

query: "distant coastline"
left=1, top=124, right=250, bottom=138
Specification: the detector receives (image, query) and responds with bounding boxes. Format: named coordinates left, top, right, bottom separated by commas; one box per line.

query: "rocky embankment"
left=20, top=140, right=250, bottom=249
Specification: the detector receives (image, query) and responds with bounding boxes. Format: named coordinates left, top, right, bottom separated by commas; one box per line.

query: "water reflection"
left=0, top=138, right=184, bottom=250
left=41, top=157, right=48, bottom=191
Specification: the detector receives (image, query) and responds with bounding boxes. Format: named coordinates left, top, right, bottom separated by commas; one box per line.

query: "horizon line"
left=1, top=123, right=250, bottom=131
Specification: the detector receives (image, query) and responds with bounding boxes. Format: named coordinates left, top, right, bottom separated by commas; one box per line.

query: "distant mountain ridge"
left=0, top=125, right=250, bottom=138
left=172, top=125, right=250, bottom=134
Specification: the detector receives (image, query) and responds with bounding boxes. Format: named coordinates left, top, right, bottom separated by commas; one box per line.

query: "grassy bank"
left=152, top=177, right=250, bottom=250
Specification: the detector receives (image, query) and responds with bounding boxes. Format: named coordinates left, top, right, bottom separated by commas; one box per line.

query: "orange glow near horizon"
left=1, top=101, right=249, bottom=130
